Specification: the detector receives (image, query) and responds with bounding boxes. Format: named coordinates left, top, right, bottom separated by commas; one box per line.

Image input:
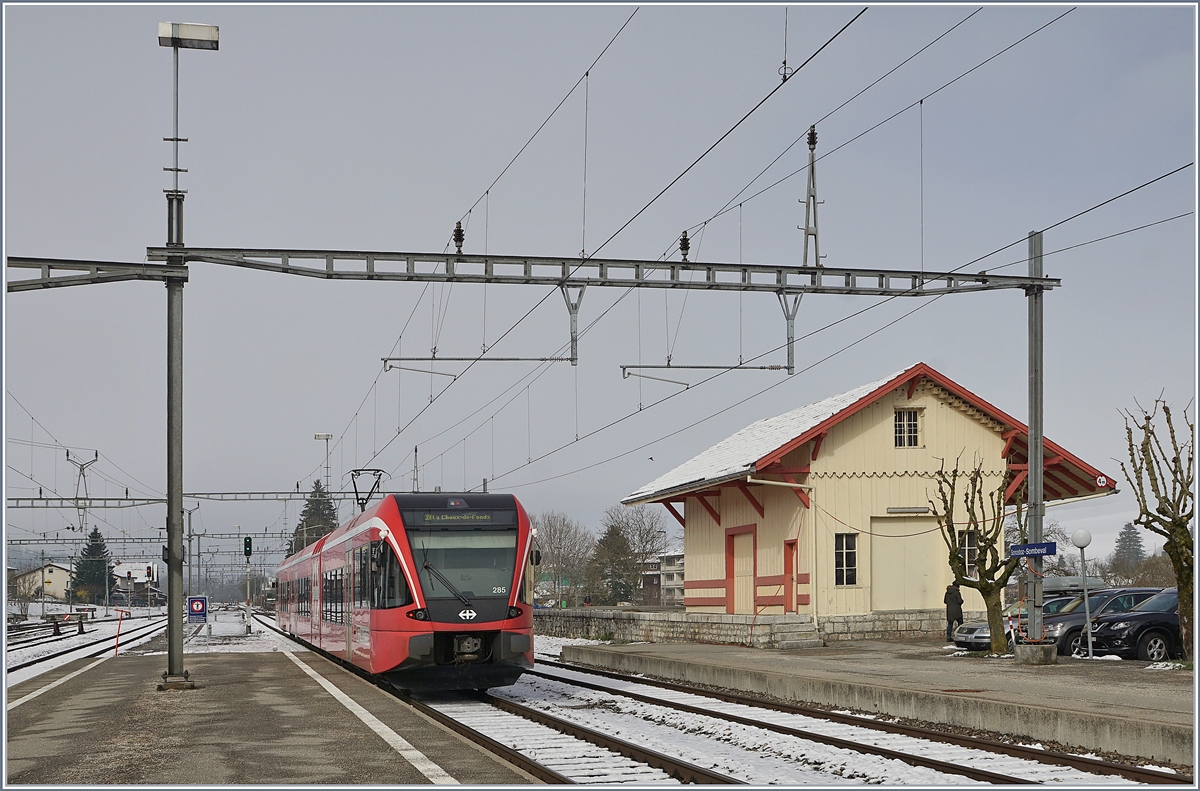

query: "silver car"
left=953, top=596, right=1075, bottom=651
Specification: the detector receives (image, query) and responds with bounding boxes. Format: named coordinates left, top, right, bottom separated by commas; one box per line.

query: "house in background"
left=623, top=362, right=1117, bottom=640
left=12, top=562, right=74, bottom=601
left=659, top=552, right=685, bottom=606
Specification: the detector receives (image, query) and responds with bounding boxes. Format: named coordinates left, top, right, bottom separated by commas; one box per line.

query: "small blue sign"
left=187, top=595, right=208, bottom=623
left=1009, top=542, right=1057, bottom=558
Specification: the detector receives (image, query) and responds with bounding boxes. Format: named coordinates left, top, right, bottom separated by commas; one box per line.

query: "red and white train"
left=275, top=492, right=537, bottom=690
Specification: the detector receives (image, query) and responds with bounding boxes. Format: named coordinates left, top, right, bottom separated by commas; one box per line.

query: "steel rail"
left=524, top=667, right=1022, bottom=784
left=538, top=659, right=1191, bottom=785
left=248, top=614, right=571, bottom=784
left=474, top=690, right=743, bottom=784
left=392, top=693, right=575, bottom=784
left=7, top=617, right=168, bottom=672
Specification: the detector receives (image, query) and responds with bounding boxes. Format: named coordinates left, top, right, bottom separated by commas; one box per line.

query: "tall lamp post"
left=158, top=20, right=218, bottom=691
left=1071, top=529, right=1094, bottom=659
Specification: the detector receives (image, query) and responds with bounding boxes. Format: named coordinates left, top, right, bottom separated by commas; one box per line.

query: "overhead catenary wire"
left=428, top=203, right=1193, bottom=493
left=350, top=9, right=870, bottom=474
left=686, top=7, right=1070, bottom=239
left=588, top=7, right=868, bottom=261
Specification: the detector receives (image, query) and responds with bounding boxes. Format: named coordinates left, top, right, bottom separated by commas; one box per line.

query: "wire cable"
left=588, top=7, right=868, bottom=260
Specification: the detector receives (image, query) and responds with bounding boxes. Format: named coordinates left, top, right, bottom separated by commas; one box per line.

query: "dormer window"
left=895, top=409, right=920, bottom=447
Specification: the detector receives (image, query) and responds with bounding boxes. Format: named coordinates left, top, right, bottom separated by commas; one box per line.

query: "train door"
left=345, top=548, right=354, bottom=660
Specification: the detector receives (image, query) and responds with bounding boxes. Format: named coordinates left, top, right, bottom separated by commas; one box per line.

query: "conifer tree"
left=1111, top=522, right=1147, bottom=577
left=289, top=480, right=341, bottom=555
left=586, top=518, right=639, bottom=605
left=75, top=527, right=112, bottom=603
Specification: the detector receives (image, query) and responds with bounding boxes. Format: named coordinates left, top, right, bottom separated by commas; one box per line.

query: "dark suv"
left=1089, top=588, right=1182, bottom=661
left=1038, top=588, right=1161, bottom=655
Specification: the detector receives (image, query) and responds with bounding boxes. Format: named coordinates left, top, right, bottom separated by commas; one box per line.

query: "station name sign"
left=1009, top=542, right=1057, bottom=558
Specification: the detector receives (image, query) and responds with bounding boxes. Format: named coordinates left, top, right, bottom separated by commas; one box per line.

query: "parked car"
left=952, top=596, right=1075, bottom=651
left=1038, top=588, right=1161, bottom=655
left=1089, top=588, right=1182, bottom=661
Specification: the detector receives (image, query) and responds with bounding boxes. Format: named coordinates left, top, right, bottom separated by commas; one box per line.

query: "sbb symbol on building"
left=244, top=537, right=252, bottom=557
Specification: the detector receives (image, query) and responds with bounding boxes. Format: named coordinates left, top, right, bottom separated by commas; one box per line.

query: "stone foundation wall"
left=534, top=609, right=814, bottom=649
left=816, top=609, right=985, bottom=641
left=535, top=607, right=988, bottom=646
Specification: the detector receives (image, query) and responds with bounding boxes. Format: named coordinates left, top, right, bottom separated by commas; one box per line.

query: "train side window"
left=370, top=541, right=412, bottom=609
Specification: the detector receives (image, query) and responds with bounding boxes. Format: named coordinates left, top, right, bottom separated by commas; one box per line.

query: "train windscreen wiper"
left=422, top=561, right=472, bottom=607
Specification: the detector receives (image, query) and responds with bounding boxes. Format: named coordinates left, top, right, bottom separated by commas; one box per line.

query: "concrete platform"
left=6, top=634, right=537, bottom=784
left=561, top=638, right=1195, bottom=768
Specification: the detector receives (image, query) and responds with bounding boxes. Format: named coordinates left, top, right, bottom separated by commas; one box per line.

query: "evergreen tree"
left=1111, top=522, right=1147, bottom=576
left=75, top=527, right=112, bottom=603
left=288, top=480, right=341, bottom=555
left=586, top=518, right=639, bottom=605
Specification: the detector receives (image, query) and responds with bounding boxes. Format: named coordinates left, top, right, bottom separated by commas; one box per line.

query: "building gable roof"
left=623, top=362, right=1117, bottom=506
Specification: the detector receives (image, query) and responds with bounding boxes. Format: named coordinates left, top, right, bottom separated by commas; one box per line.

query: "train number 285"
left=492, top=586, right=507, bottom=594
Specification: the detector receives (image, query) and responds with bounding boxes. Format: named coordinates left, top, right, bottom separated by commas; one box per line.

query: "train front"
left=385, top=492, right=535, bottom=690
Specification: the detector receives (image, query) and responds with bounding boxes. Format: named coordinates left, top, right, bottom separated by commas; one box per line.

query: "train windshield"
left=406, top=530, right=518, bottom=601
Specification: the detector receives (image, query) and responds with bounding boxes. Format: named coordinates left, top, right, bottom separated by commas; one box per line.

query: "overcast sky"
left=4, top=4, right=1196, bottom=572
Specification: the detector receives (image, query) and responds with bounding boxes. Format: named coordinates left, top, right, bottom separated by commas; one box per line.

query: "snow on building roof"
left=623, top=365, right=917, bottom=505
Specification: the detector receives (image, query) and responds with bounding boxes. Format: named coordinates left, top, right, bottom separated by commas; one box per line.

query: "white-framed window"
left=835, top=533, right=857, bottom=586
left=957, top=530, right=978, bottom=578
left=894, top=409, right=920, bottom=447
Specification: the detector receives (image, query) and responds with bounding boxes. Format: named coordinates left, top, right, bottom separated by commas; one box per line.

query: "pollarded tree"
left=289, top=480, right=341, bottom=555
left=74, top=528, right=113, bottom=603
left=930, top=458, right=1023, bottom=654
left=1119, top=398, right=1194, bottom=659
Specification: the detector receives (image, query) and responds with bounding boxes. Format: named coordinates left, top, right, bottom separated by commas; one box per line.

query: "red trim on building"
left=749, top=363, right=1117, bottom=503
left=736, top=483, right=765, bottom=518
left=755, top=594, right=785, bottom=607
left=683, top=579, right=727, bottom=590
left=1005, top=469, right=1029, bottom=502
left=692, top=493, right=721, bottom=526
left=662, top=501, right=686, bottom=528
left=797, top=593, right=811, bottom=605
left=756, top=574, right=785, bottom=586
left=683, top=596, right=728, bottom=607
left=810, top=432, right=826, bottom=461
left=781, top=474, right=811, bottom=507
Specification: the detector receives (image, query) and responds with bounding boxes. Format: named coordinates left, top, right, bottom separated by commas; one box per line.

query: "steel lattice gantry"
left=144, top=246, right=1060, bottom=374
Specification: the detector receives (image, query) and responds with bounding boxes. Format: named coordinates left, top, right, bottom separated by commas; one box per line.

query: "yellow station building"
left=623, top=362, right=1117, bottom=625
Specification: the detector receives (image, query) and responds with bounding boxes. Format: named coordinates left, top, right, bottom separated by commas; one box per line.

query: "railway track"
left=529, top=658, right=1189, bottom=785
left=6, top=616, right=169, bottom=672
left=253, top=616, right=1005, bottom=783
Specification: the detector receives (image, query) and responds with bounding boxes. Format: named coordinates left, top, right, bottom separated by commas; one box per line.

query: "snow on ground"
left=533, top=634, right=606, bottom=661
left=5, top=609, right=302, bottom=689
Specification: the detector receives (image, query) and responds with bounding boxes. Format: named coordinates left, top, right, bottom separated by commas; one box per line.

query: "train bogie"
left=275, top=492, right=536, bottom=690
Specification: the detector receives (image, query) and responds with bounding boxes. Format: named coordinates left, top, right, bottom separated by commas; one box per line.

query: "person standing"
left=944, top=583, right=964, bottom=642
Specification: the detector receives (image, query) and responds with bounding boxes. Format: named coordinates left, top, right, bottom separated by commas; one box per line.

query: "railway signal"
left=244, top=537, right=253, bottom=558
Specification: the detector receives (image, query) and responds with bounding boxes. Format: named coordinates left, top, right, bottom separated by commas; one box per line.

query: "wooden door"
left=733, top=533, right=754, bottom=614
left=784, top=540, right=797, bottom=612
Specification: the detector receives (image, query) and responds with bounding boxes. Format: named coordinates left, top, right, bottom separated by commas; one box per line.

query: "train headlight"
left=406, top=608, right=430, bottom=621
left=507, top=606, right=522, bottom=618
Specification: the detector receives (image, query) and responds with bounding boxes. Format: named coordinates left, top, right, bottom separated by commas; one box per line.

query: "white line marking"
left=282, top=651, right=458, bottom=784
left=7, top=656, right=109, bottom=711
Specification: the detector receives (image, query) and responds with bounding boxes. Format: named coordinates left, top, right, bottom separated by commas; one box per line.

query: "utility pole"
left=1025, top=230, right=1046, bottom=647
left=184, top=504, right=199, bottom=598
left=157, top=21, right=217, bottom=691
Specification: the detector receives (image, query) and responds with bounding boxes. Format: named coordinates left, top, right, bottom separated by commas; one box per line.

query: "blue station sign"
left=187, top=595, right=208, bottom=624
left=1009, top=542, right=1057, bottom=558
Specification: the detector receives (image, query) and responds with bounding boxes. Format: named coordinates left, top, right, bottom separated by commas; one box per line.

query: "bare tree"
left=930, top=458, right=1022, bottom=654
left=531, top=511, right=594, bottom=607
left=601, top=505, right=673, bottom=604
left=1119, top=398, right=1194, bottom=658
left=9, top=574, right=41, bottom=621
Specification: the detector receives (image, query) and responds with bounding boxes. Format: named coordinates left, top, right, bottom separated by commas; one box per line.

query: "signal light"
left=406, top=608, right=430, bottom=621
left=244, top=537, right=253, bottom=557
left=507, top=606, right=522, bottom=618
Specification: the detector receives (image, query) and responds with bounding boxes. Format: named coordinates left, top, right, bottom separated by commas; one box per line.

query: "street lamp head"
left=1071, top=529, right=1092, bottom=549
left=314, top=433, right=333, bottom=441
left=158, top=22, right=219, bottom=50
